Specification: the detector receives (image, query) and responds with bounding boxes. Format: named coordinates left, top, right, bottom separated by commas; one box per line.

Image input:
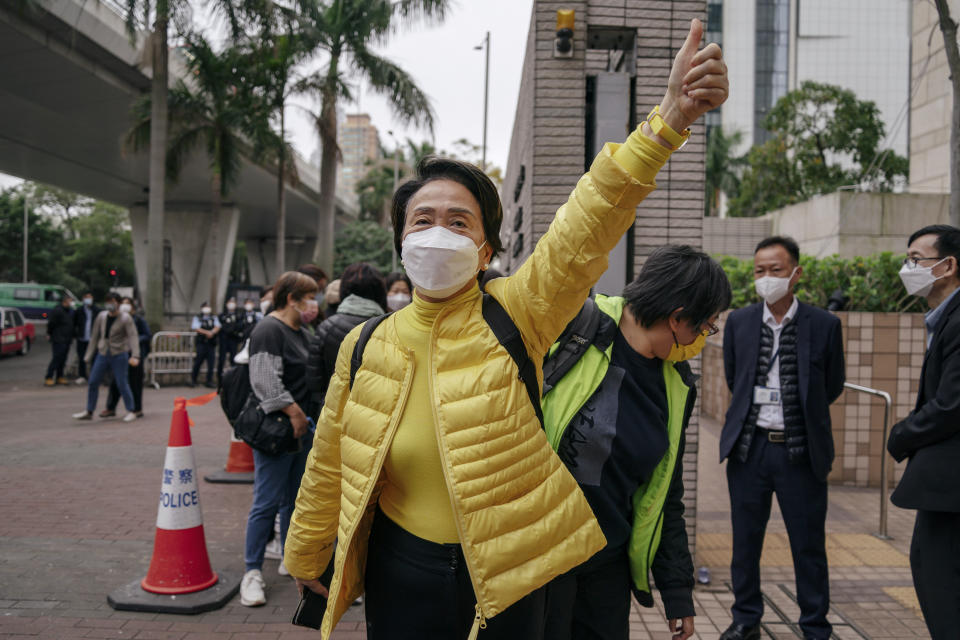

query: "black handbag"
left=233, top=395, right=299, bottom=455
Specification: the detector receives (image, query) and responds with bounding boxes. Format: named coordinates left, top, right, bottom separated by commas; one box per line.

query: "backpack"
left=541, top=296, right=617, bottom=396
left=348, top=294, right=544, bottom=427
left=219, top=362, right=251, bottom=425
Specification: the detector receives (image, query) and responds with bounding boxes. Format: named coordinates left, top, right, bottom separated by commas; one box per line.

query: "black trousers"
left=727, top=432, right=831, bottom=639
left=46, top=341, right=71, bottom=379
left=364, top=509, right=545, bottom=640
left=192, top=342, right=216, bottom=384
left=217, top=335, right=239, bottom=380
left=76, top=340, right=90, bottom=378
left=107, top=363, right=144, bottom=412
left=543, top=552, right=631, bottom=640
left=910, top=510, right=960, bottom=639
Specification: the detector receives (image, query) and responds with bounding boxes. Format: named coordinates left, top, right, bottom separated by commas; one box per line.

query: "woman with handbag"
left=240, top=271, right=319, bottom=607
left=285, top=18, right=728, bottom=640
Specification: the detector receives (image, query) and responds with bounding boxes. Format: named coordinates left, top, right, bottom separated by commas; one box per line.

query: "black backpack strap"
left=349, top=313, right=393, bottom=390
left=481, top=294, right=544, bottom=428
left=542, top=297, right=600, bottom=394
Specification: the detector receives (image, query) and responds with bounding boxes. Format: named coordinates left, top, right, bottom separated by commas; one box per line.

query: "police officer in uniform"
left=241, top=298, right=262, bottom=342
left=190, top=302, right=220, bottom=388
left=218, top=297, right=243, bottom=381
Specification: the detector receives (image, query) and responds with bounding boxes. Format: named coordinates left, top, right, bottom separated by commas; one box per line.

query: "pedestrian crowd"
left=45, top=17, right=958, bottom=640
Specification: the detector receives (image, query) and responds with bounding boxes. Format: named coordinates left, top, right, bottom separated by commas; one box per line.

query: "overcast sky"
left=0, top=0, right=535, bottom=192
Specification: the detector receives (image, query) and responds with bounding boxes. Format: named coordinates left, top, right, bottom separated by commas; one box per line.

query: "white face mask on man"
left=754, top=268, right=797, bottom=305
left=899, top=258, right=948, bottom=298
left=401, top=226, right=487, bottom=299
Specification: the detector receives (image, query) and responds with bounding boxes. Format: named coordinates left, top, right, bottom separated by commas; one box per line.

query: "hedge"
left=716, top=252, right=928, bottom=313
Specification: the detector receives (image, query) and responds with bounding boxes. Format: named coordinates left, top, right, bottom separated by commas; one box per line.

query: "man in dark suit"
left=888, top=224, right=960, bottom=639
left=719, top=236, right=845, bottom=640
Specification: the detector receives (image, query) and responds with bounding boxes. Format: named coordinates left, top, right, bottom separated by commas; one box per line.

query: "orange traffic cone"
left=204, top=435, right=255, bottom=484
left=108, top=397, right=239, bottom=613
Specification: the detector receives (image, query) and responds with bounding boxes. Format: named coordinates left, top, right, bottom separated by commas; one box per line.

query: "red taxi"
left=1, top=307, right=35, bottom=356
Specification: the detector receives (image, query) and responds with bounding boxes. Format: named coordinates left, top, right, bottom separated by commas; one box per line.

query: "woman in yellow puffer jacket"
left=284, top=18, right=728, bottom=640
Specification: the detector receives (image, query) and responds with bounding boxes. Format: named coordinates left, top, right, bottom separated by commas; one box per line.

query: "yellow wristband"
left=647, top=105, right=691, bottom=150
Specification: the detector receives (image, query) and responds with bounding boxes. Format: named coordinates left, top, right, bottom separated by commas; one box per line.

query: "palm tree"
left=704, top=126, right=745, bottom=217
left=127, top=34, right=252, bottom=309
left=298, top=0, right=448, bottom=275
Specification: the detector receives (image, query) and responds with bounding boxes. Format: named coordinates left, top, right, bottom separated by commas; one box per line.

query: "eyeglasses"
left=903, top=256, right=944, bottom=268
left=700, top=321, right=720, bottom=337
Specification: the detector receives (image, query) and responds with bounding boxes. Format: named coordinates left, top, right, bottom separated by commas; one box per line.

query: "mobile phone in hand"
left=292, top=586, right=327, bottom=629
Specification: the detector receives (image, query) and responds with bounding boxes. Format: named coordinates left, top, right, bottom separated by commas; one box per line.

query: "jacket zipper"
left=427, top=317, right=487, bottom=638
left=325, top=340, right=414, bottom=637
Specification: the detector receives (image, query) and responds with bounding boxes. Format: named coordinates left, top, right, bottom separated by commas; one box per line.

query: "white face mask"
left=244, top=303, right=255, bottom=312
left=401, top=226, right=486, bottom=299
left=899, top=258, right=948, bottom=298
left=201, top=306, right=212, bottom=315
left=754, top=267, right=797, bottom=305
left=387, top=293, right=412, bottom=311
left=119, top=303, right=132, bottom=314
left=260, top=300, right=271, bottom=314
left=226, top=302, right=236, bottom=311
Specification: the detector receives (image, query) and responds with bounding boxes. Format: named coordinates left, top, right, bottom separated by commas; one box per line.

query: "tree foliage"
left=704, top=126, right=744, bottom=216
left=0, top=184, right=134, bottom=299
left=334, top=220, right=394, bottom=275
left=727, top=82, right=909, bottom=217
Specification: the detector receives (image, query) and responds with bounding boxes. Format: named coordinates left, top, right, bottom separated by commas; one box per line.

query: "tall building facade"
left=910, top=0, right=957, bottom=193
left=720, top=0, right=911, bottom=156
left=499, top=0, right=709, bottom=557
left=337, top=114, right=380, bottom=204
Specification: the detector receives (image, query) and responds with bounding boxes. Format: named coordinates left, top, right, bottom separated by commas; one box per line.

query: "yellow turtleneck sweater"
left=377, top=125, right=670, bottom=544
left=378, top=285, right=481, bottom=543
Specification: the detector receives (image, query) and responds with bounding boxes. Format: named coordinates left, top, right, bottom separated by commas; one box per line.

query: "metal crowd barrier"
left=843, top=381, right=893, bottom=540
left=146, top=331, right=195, bottom=389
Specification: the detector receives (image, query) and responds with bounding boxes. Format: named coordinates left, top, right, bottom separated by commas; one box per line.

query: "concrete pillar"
left=130, top=204, right=239, bottom=327
left=243, top=236, right=318, bottom=288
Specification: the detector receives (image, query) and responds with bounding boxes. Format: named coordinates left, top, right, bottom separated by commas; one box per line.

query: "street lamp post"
left=22, top=192, right=28, bottom=283
left=475, top=31, right=490, bottom=171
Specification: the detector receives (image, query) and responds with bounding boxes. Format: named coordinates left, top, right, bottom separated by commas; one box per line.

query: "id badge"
left=753, top=386, right=780, bottom=405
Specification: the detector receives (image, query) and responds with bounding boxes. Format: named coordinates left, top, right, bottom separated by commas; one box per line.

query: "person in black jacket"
left=105, top=297, right=151, bottom=418
left=305, top=262, right=387, bottom=418
left=45, top=293, right=74, bottom=386
left=73, top=292, right=99, bottom=383
left=542, top=246, right=732, bottom=640
left=888, top=225, right=960, bottom=639
left=218, top=297, right=244, bottom=381
left=720, top=237, right=845, bottom=640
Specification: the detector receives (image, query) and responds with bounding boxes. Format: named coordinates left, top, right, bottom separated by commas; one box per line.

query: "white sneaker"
left=278, top=560, right=289, bottom=576
left=240, top=569, right=266, bottom=606
left=72, top=411, right=92, bottom=420
left=122, top=412, right=137, bottom=423
left=263, top=538, right=282, bottom=560
left=74, top=377, right=86, bottom=385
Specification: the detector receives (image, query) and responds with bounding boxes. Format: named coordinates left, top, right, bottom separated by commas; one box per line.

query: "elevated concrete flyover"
left=0, top=0, right=355, bottom=325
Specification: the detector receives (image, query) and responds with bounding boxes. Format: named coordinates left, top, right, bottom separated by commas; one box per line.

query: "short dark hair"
left=272, top=271, right=319, bottom=310
left=391, top=156, right=503, bottom=258
left=755, top=236, right=800, bottom=264
left=104, top=292, right=121, bottom=303
left=622, top=245, right=732, bottom=329
left=908, top=225, right=960, bottom=268
left=385, top=271, right=412, bottom=293
left=296, top=264, right=329, bottom=285
left=340, top=262, right=387, bottom=311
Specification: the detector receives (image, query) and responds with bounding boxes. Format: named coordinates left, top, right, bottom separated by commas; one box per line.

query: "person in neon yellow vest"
left=542, top=245, right=731, bottom=640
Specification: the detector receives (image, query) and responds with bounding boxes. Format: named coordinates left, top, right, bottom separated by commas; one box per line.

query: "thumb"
left=679, top=18, right=703, bottom=57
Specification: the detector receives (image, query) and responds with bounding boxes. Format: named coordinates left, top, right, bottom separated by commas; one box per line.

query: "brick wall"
left=701, top=310, right=925, bottom=488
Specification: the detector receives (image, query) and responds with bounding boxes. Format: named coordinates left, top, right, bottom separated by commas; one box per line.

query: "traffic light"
left=109, top=269, right=117, bottom=277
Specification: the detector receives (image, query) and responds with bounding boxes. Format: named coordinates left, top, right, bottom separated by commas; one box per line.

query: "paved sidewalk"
left=0, top=351, right=928, bottom=639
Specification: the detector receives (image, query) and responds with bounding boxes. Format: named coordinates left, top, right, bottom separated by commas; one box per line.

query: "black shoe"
left=204, top=381, right=216, bottom=389
left=720, top=623, right=761, bottom=640
left=186, top=381, right=196, bottom=388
